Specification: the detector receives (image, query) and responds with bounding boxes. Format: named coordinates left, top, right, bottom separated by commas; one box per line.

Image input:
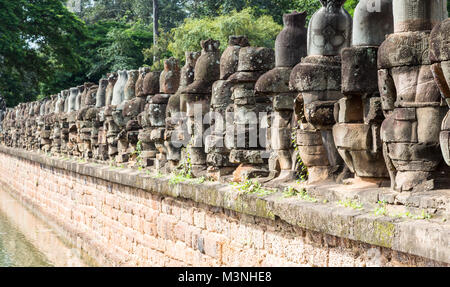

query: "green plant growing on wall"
left=282, top=186, right=317, bottom=202
left=130, top=140, right=145, bottom=170
left=292, top=120, right=308, bottom=183
left=373, top=200, right=388, bottom=216
left=393, top=210, right=432, bottom=220
left=373, top=200, right=433, bottom=220
left=338, top=198, right=363, bottom=210
left=232, top=178, right=275, bottom=197
left=169, top=148, right=207, bottom=185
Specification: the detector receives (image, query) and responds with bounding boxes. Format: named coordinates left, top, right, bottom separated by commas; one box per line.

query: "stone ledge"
left=0, top=145, right=449, bottom=264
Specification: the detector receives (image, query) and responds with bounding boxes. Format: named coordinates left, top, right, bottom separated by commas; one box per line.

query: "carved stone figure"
left=137, top=71, right=161, bottom=167
left=166, top=52, right=200, bottom=170
left=150, top=58, right=181, bottom=170
left=206, top=36, right=249, bottom=180
left=255, top=12, right=307, bottom=184
left=333, top=0, right=393, bottom=185
left=290, top=0, right=352, bottom=183
left=378, top=0, right=448, bottom=191
left=181, top=39, right=221, bottom=177
left=430, top=10, right=450, bottom=166
left=112, top=70, right=128, bottom=107
left=227, top=45, right=275, bottom=182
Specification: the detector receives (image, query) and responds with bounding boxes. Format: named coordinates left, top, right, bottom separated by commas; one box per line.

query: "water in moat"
left=0, top=188, right=94, bottom=267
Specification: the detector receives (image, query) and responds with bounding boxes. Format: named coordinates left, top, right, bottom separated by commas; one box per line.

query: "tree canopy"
left=0, top=0, right=86, bottom=106
left=8, top=0, right=447, bottom=107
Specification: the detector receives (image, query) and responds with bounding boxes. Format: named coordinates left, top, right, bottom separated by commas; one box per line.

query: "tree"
left=76, top=0, right=187, bottom=30
left=168, top=8, right=282, bottom=60
left=153, top=0, right=159, bottom=62
left=0, top=0, right=86, bottom=106
left=98, top=20, right=153, bottom=72
left=184, top=0, right=296, bottom=24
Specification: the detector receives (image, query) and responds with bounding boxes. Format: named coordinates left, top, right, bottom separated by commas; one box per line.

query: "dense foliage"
left=9, top=0, right=443, bottom=107
left=0, top=0, right=85, bottom=106
left=167, top=9, right=282, bottom=60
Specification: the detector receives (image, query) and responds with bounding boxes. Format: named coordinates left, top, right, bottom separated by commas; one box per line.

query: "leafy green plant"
left=282, top=186, right=317, bottom=202
left=291, top=122, right=308, bottom=183
left=338, top=198, right=363, bottom=210
left=394, top=210, right=432, bottom=220
left=373, top=200, right=388, bottom=216
left=232, top=179, right=275, bottom=197
left=168, top=8, right=282, bottom=60
left=168, top=148, right=207, bottom=185
left=373, top=200, right=432, bottom=220
left=131, top=140, right=145, bottom=170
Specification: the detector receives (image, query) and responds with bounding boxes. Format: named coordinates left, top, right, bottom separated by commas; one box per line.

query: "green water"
left=0, top=188, right=92, bottom=267
left=0, top=211, right=52, bottom=267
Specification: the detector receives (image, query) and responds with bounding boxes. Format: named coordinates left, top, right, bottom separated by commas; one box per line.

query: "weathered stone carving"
left=105, top=73, right=117, bottom=106
left=182, top=39, right=221, bottom=177
left=227, top=45, right=275, bottom=181
left=112, top=70, right=128, bottom=107
left=137, top=71, right=161, bottom=167
left=207, top=36, right=249, bottom=180
left=333, top=0, right=393, bottom=185
left=119, top=69, right=148, bottom=165
left=290, top=0, right=352, bottom=183
left=430, top=12, right=450, bottom=166
left=148, top=58, right=181, bottom=171
left=124, top=70, right=139, bottom=101
left=136, top=67, right=151, bottom=98
left=256, top=12, right=307, bottom=184
left=166, top=52, right=200, bottom=170
left=378, top=0, right=448, bottom=191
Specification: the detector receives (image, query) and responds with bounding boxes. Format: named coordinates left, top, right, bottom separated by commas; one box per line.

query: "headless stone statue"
left=112, top=70, right=128, bottom=107
left=206, top=36, right=249, bottom=180
left=137, top=71, right=161, bottom=167
left=166, top=52, right=200, bottom=170
left=430, top=7, right=450, bottom=166
left=255, top=12, right=307, bottom=185
left=378, top=0, right=448, bottom=191
left=182, top=40, right=221, bottom=177
left=333, top=0, right=393, bottom=186
left=105, top=73, right=117, bottom=106
left=227, top=45, right=275, bottom=182
left=124, top=70, right=139, bottom=101
left=290, top=0, right=352, bottom=183
left=150, top=58, right=181, bottom=171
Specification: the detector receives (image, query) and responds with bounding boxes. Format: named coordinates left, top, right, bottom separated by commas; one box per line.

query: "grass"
left=168, top=173, right=206, bottom=185
left=282, top=186, right=318, bottom=203
left=232, top=179, right=275, bottom=197
left=372, top=201, right=433, bottom=220
left=338, top=198, right=363, bottom=210
left=373, top=200, right=388, bottom=216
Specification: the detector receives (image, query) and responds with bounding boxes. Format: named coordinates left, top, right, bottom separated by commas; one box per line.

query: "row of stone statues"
left=1, top=0, right=449, bottom=192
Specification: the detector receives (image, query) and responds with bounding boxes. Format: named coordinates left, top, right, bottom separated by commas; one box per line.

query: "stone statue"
left=105, top=73, right=117, bottom=106
left=150, top=58, right=181, bottom=170
left=137, top=71, right=161, bottom=167
left=255, top=12, right=307, bottom=184
left=228, top=45, right=275, bottom=181
left=124, top=70, right=139, bottom=101
left=333, top=0, right=393, bottom=185
left=206, top=36, right=249, bottom=180
left=378, top=0, right=448, bottom=191
left=430, top=8, right=450, bottom=166
left=182, top=39, right=221, bottom=177
left=290, top=0, right=352, bottom=183
left=166, top=52, right=200, bottom=170
left=112, top=70, right=128, bottom=107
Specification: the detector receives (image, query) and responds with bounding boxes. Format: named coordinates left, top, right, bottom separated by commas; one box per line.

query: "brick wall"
left=0, top=151, right=444, bottom=266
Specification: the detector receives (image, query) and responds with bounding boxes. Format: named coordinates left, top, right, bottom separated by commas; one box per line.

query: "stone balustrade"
left=1, top=0, right=449, bottom=194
